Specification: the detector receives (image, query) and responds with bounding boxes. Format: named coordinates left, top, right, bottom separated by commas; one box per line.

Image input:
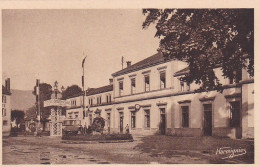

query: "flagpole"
left=36, top=79, right=41, bottom=134
left=82, top=55, right=87, bottom=121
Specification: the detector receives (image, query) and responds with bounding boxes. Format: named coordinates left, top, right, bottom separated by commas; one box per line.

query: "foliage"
left=91, top=117, right=105, bottom=133
left=25, top=105, right=37, bottom=121
left=61, top=85, right=82, bottom=100
left=11, top=110, right=25, bottom=127
left=143, top=9, right=254, bottom=91
left=32, top=83, right=52, bottom=121
left=62, top=133, right=133, bottom=141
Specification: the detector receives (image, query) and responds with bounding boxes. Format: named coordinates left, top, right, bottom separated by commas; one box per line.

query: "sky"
left=2, top=9, right=160, bottom=91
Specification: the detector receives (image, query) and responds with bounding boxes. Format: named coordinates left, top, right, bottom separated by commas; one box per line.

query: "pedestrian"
left=125, top=124, right=129, bottom=134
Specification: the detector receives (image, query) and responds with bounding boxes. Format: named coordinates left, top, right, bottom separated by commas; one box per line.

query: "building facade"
left=65, top=53, right=254, bottom=139
left=2, top=78, right=11, bottom=136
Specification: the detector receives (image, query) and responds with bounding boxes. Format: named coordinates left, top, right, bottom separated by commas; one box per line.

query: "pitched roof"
left=112, top=52, right=167, bottom=77
left=174, top=67, right=190, bottom=77
left=2, top=85, right=11, bottom=95
left=86, top=85, right=113, bottom=96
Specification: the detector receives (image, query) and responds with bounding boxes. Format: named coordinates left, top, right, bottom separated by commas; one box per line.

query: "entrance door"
left=107, top=113, right=111, bottom=133
left=160, top=108, right=166, bottom=135
left=203, top=104, right=212, bottom=136
left=119, top=112, right=124, bottom=133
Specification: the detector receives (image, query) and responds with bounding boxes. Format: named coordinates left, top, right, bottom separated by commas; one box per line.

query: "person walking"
left=125, top=124, right=129, bottom=134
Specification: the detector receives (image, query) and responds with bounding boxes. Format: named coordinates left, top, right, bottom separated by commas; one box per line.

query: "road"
left=2, top=135, right=242, bottom=164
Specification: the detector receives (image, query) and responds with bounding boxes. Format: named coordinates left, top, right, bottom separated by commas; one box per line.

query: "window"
left=107, top=113, right=111, bottom=127
left=2, top=95, right=6, bottom=103
left=89, top=98, right=93, bottom=105
left=229, top=101, right=240, bottom=127
left=71, top=100, right=77, bottom=106
left=97, top=96, right=102, bottom=104
left=3, top=120, right=8, bottom=126
left=229, top=70, right=242, bottom=84
left=160, top=72, right=166, bottom=89
left=2, top=108, right=6, bottom=117
left=68, top=112, right=73, bottom=119
left=106, top=94, right=111, bottom=103
left=204, top=104, right=212, bottom=112
left=187, top=83, right=190, bottom=91
left=180, top=81, right=184, bottom=92
left=144, top=75, right=150, bottom=92
left=74, top=112, right=79, bottom=119
left=131, top=112, right=136, bottom=128
left=181, top=106, right=189, bottom=127
left=119, top=81, right=124, bottom=96
left=131, top=78, right=136, bottom=94
left=144, top=109, right=150, bottom=128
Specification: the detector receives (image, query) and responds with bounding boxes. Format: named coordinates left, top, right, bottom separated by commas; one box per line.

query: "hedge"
left=62, top=133, right=133, bottom=141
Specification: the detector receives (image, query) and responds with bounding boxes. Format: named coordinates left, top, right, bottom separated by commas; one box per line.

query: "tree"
left=61, top=85, right=82, bottom=100
left=25, top=105, right=37, bottom=121
left=32, top=83, right=52, bottom=121
left=91, top=117, right=105, bottom=133
left=11, top=110, right=25, bottom=127
left=143, top=9, right=253, bottom=91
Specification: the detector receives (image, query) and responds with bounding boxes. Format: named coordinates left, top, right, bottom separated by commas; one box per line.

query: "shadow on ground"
left=135, top=135, right=254, bottom=164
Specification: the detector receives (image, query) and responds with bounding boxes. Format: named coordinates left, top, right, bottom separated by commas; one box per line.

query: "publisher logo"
left=216, top=147, right=246, bottom=159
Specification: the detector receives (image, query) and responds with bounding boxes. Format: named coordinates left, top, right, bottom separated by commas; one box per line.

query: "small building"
left=2, top=78, right=11, bottom=136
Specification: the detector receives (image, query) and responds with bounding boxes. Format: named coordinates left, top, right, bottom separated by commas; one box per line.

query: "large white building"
left=2, top=78, right=11, bottom=136
left=65, top=53, right=254, bottom=139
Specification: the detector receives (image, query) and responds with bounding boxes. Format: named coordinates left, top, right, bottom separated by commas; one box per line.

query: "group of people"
left=78, top=125, right=92, bottom=134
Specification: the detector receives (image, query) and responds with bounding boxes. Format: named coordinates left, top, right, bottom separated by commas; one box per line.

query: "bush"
left=91, top=117, right=105, bottom=133
left=62, top=133, right=133, bottom=141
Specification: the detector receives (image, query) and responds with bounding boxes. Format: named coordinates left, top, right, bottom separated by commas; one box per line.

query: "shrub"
left=91, top=117, right=105, bottom=133
left=62, top=133, right=133, bottom=141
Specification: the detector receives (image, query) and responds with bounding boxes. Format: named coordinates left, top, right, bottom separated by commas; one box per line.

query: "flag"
left=82, top=56, right=87, bottom=68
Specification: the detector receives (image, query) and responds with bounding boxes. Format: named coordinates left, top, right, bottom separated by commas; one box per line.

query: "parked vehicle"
left=62, top=120, right=81, bottom=135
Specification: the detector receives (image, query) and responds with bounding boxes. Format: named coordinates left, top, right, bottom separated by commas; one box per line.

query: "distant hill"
left=11, top=89, right=35, bottom=111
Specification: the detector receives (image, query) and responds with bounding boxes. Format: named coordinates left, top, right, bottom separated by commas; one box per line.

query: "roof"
left=86, top=85, right=113, bottom=96
left=66, top=85, right=113, bottom=99
left=112, top=52, right=167, bottom=77
left=2, top=85, right=11, bottom=95
left=66, top=92, right=84, bottom=99
left=174, top=67, right=190, bottom=77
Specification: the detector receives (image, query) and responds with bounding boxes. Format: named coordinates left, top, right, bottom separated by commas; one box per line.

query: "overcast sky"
left=2, top=9, right=159, bottom=90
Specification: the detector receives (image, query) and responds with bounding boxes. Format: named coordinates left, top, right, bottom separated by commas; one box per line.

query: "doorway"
left=119, top=112, right=124, bottom=133
left=203, top=104, right=212, bottom=136
left=160, top=108, right=166, bottom=135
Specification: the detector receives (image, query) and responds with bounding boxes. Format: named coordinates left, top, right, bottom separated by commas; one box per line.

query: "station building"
left=65, top=52, right=254, bottom=139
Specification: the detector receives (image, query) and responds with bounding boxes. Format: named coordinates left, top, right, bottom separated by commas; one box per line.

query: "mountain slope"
left=11, top=89, right=35, bottom=111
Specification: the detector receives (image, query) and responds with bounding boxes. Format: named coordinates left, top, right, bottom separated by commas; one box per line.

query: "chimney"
left=5, top=78, right=10, bottom=92
left=109, top=78, right=113, bottom=85
left=126, top=61, right=131, bottom=67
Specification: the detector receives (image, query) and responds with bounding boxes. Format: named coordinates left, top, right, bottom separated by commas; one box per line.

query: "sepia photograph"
left=2, top=7, right=254, bottom=164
